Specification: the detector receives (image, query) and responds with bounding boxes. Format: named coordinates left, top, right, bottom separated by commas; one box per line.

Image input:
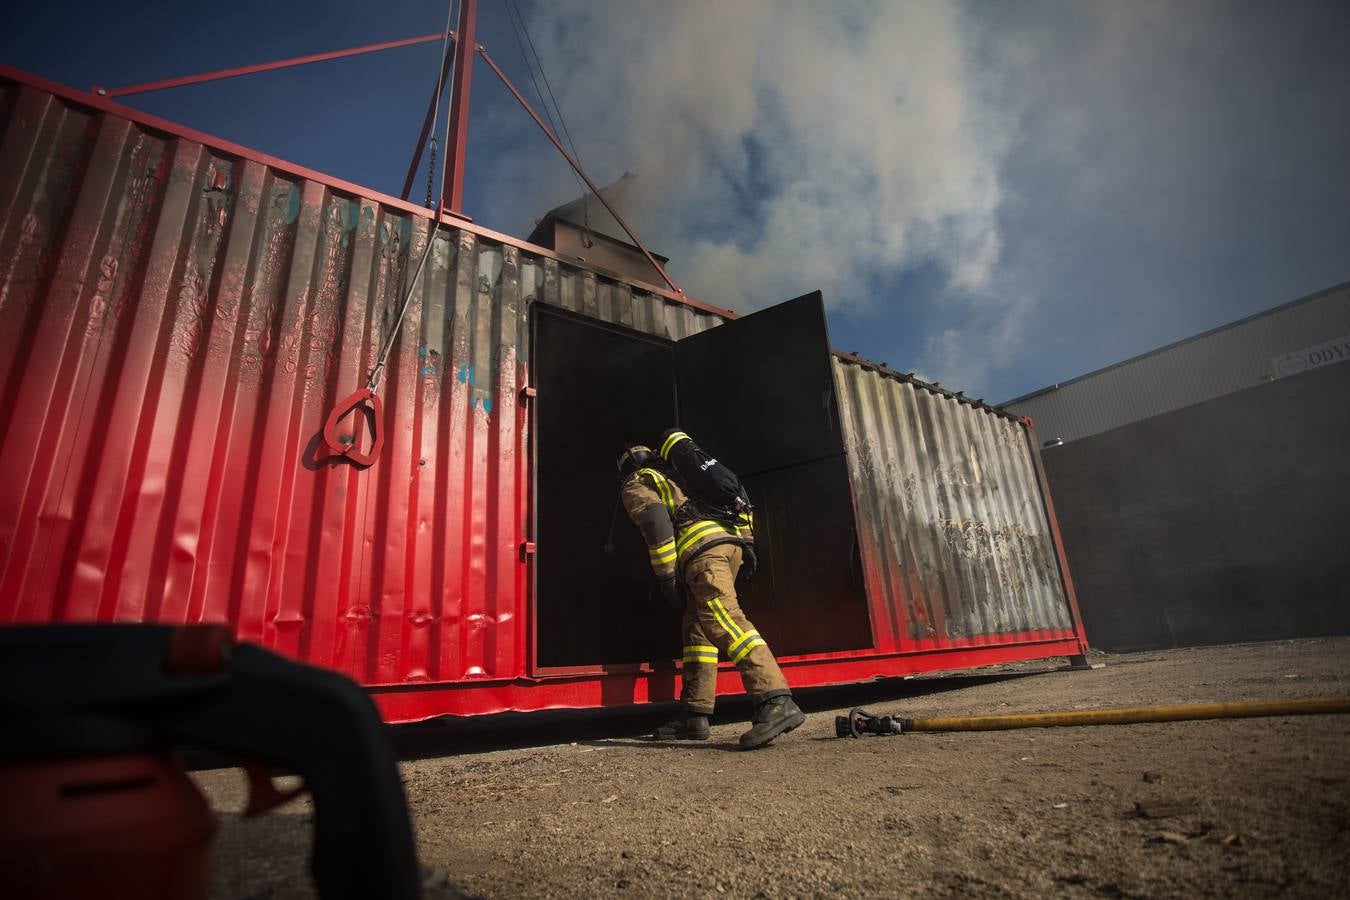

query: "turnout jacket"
left=621, top=466, right=753, bottom=579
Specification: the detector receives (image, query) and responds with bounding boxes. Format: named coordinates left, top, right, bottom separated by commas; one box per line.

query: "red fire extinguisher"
left=0, top=624, right=420, bottom=900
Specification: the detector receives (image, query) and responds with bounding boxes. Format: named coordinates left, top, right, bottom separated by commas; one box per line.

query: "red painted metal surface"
left=0, top=66, right=1088, bottom=723
left=0, top=68, right=530, bottom=696
left=95, top=32, right=452, bottom=99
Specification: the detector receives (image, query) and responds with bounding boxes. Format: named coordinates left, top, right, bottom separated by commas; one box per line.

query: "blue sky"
left=4, top=1, right=1348, bottom=402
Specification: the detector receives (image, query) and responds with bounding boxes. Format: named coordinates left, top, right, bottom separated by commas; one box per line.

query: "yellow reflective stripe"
left=682, top=647, right=719, bottom=664
left=684, top=644, right=718, bottom=655
left=728, top=629, right=760, bottom=655
left=707, top=599, right=738, bottom=638
left=713, top=598, right=746, bottom=640
left=649, top=540, right=676, bottom=563
left=638, top=468, right=677, bottom=515
left=731, top=637, right=766, bottom=664
left=707, top=597, right=744, bottom=641
left=646, top=469, right=671, bottom=510
left=660, top=431, right=690, bottom=459
left=676, top=520, right=734, bottom=555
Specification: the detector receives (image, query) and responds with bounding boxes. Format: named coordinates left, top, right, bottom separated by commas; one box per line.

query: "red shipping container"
left=0, top=66, right=1089, bottom=722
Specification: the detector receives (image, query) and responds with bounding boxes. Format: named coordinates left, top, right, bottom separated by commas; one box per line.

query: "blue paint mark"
left=482, top=397, right=493, bottom=414
left=457, top=363, right=474, bottom=387
left=470, top=396, right=478, bottom=411
left=273, top=185, right=301, bottom=225
left=418, top=346, right=427, bottom=356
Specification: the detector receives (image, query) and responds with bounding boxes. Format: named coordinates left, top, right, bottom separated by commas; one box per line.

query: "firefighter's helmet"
left=617, top=444, right=656, bottom=478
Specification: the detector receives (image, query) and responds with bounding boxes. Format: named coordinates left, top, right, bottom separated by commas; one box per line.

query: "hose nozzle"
left=835, top=707, right=910, bottom=738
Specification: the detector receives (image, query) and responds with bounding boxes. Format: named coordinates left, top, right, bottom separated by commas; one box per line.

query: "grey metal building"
left=1001, top=282, right=1350, bottom=443
left=1005, top=280, right=1350, bottom=651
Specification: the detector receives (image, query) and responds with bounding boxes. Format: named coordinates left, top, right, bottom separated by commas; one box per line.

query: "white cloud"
left=480, top=0, right=1011, bottom=314
left=476, top=0, right=1350, bottom=401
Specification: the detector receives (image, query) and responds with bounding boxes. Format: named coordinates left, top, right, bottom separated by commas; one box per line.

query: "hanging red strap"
left=322, top=387, right=385, bottom=467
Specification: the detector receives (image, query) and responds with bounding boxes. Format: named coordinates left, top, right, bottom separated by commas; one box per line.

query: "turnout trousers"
left=679, top=543, right=790, bottom=715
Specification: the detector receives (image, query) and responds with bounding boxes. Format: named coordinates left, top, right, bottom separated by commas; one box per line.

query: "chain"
left=425, top=137, right=439, bottom=208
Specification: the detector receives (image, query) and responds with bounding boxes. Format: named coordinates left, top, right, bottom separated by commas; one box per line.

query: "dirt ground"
left=194, top=637, right=1350, bottom=899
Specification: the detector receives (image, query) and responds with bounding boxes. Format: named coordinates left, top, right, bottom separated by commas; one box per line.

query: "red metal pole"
left=442, top=0, right=479, bottom=214
left=95, top=32, right=451, bottom=99
left=401, top=37, right=459, bottom=202
left=477, top=48, right=683, bottom=295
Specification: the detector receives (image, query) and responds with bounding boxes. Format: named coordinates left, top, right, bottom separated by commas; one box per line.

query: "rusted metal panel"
left=832, top=358, right=1078, bottom=652
left=0, top=72, right=715, bottom=694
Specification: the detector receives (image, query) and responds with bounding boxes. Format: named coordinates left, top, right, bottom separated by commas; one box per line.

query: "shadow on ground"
left=386, top=666, right=1062, bottom=762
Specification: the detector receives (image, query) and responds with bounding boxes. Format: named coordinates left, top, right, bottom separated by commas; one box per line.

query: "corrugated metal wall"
left=1002, top=282, right=1350, bottom=443
left=0, top=76, right=718, bottom=689
left=833, top=359, right=1075, bottom=649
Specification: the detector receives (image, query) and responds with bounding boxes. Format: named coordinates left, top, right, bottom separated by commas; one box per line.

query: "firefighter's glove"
left=658, top=575, right=684, bottom=611
left=738, top=546, right=758, bottom=583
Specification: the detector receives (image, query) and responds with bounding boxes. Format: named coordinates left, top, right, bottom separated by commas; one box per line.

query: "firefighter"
left=617, top=437, right=806, bottom=750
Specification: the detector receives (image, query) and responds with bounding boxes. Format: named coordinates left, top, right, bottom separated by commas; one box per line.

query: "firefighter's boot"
left=652, top=714, right=710, bottom=741
left=739, top=695, right=806, bottom=750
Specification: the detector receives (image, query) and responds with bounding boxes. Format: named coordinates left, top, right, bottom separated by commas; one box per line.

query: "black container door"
left=674, top=291, right=873, bottom=656
left=533, top=307, right=682, bottom=669
left=675, top=291, right=840, bottom=475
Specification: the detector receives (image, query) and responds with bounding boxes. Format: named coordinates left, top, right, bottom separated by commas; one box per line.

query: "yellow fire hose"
left=836, top=697, right=1350, bottom=737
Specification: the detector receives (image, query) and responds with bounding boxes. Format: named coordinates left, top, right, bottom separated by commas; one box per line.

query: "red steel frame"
left=11, top=66, right=729, bottom=317
left=400, top=38, right=460, bottom=204
left=475, top=48, right=682, bottom=295
left=93, top=32, right=454, bottom=99
left=441, top=0, right=478, bottom=216
left=1, top=52, right=1090, bottom=722
left=373, top=636, right=1087, bottom=721
left=84, top=0, right=682, bottom=294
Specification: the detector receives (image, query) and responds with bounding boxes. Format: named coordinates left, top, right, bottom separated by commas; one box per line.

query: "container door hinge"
left=519, top=541, right=536, bottom=560
left=520, top=386, right=537, bottom=401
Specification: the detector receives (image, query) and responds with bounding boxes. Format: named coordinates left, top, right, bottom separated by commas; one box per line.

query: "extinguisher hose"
left=831, top=696, right=1350, bottom=739
left=895, top=697, right=1350, bottom=733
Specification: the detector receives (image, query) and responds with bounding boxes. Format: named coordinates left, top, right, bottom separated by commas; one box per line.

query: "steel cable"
left=505, top=0, right=595, bottom=245
left=369, top=0, right=459, bottom=393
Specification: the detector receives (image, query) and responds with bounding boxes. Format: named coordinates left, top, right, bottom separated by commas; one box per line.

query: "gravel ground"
left=195, top=637, right=1350, bottom=899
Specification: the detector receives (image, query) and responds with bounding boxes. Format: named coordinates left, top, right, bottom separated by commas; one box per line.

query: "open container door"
left=531, top=307, right=683, bottom=671
left=675, top=291, right=873, bottom=655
